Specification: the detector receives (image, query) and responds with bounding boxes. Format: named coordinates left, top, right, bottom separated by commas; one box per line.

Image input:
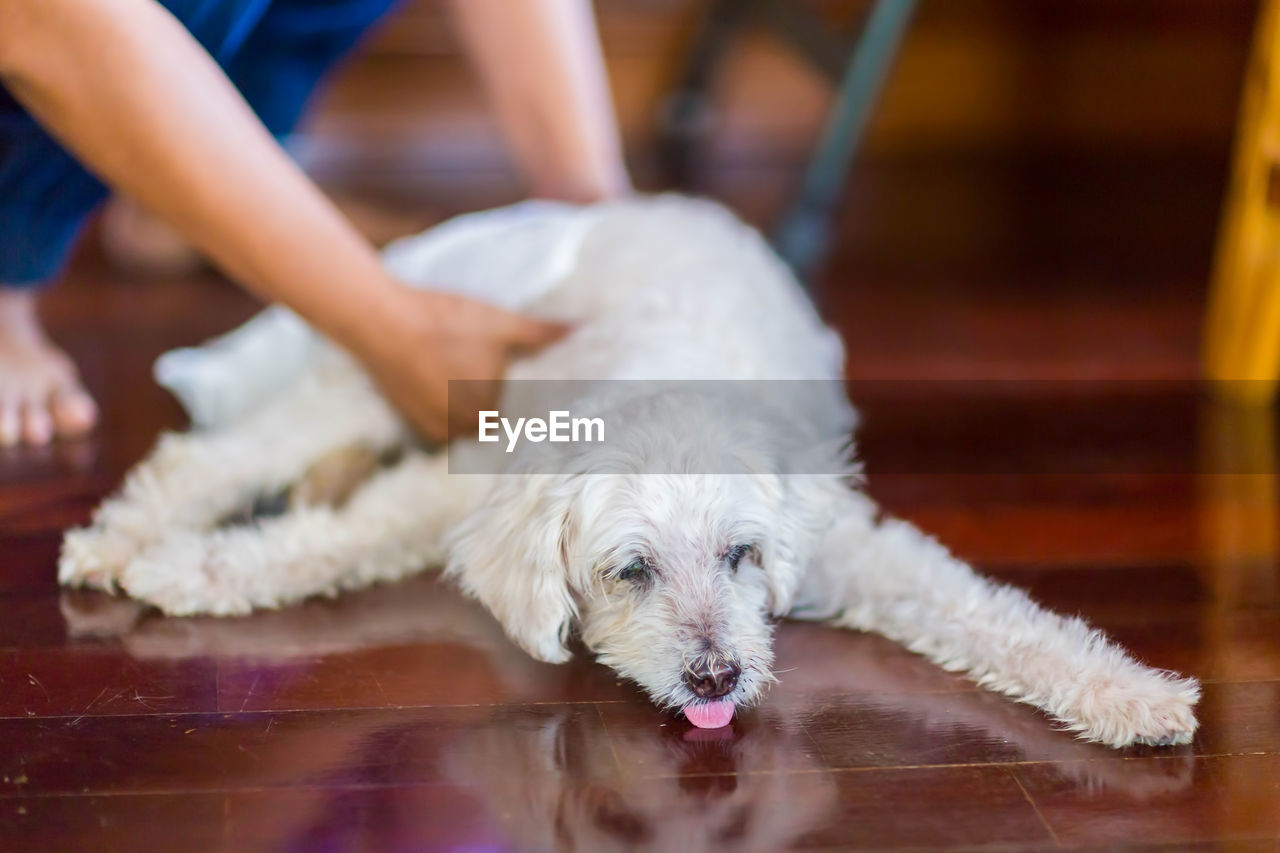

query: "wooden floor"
left=2, top=208, right=1279, bottom=851
left=4, top=7, right=1280, bottom=842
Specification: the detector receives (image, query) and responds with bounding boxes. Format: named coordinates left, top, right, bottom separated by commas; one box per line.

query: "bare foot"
left=0, top=290, right=98, bottom=446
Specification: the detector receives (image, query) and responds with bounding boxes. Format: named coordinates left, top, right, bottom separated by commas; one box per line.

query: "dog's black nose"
left=685, top=660, right=741, bottom=699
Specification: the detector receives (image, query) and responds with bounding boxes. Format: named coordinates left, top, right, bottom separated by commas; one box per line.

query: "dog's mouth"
left=682, top=698, right=735, bottom=729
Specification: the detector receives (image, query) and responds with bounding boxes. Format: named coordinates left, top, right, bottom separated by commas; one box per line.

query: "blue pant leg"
left=224, top=0, right=401, bottom=136
left=0, top=111, right=110, bottom=287
left=0, top=0, right=274, bottom=287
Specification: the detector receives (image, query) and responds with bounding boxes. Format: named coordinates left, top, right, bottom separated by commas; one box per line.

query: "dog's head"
left=446, top=391, right=850, bottom=726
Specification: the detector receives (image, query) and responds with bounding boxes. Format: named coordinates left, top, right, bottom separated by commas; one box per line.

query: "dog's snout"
left=685, top=659, right=741, bottom=699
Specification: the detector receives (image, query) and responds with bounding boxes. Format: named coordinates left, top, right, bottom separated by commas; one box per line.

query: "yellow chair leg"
left=1205, top=0, right=1280, bottom=402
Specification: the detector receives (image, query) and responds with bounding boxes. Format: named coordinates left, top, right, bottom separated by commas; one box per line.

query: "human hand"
left=353, top=287, right=569, bottom=442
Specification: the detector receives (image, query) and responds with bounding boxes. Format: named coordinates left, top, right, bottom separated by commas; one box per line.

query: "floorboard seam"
left=1010, top=767, right=1063, bottom=848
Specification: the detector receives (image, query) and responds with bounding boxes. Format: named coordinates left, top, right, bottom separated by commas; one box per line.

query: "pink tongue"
left=683, top=699, right=735, bottom=729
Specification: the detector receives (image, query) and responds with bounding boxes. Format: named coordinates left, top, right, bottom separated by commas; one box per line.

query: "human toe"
left=20, top=398, right=54, bottom=445
left=51, top=387, right=98, bottom=437
left=0, top=398, right=20, bottom=447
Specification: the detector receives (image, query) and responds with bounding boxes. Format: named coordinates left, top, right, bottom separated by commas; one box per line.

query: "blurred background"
left=17, top=0, right=1265, bottom=528
left=24, top=0, right=1260, bottom=519
left=290, top=0, right=1252, bottom=381
left=24, top=0, right=1257, bottom=400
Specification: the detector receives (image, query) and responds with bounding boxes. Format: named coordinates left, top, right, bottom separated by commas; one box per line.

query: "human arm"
left=450, top=0, right=630, bottom=202
left=0, top=0, right=564, bottom=439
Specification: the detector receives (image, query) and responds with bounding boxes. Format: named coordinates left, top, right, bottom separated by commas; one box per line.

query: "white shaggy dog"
left=59, top=196, right=1199, bottom=745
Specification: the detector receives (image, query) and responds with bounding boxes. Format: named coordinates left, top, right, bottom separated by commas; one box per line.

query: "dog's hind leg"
left=116, top=452, right=492, bottom=616
left=793, top=498, right=1200, bottom=748
left=60, top=367, right=408, bottom=592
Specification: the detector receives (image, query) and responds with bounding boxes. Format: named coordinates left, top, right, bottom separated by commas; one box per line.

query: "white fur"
left=60, top=195, right=1199, bottom=748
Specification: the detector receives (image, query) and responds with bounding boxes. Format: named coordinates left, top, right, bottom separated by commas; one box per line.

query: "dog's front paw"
left=1067, top=671, right=1201, bottom=748
left=59, top=525, right=141, bottom=592
left=119, top=534, right=254, bottom=617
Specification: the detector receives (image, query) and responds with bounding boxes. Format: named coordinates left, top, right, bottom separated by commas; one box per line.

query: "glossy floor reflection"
left=5, top=425, right=1280, bottom=853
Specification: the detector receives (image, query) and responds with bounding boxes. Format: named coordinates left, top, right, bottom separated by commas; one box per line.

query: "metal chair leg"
left=773, top=0, right=917, bottom=284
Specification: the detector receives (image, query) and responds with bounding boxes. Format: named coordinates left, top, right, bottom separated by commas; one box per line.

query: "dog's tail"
left=805, top=502, right=1200, bottom=748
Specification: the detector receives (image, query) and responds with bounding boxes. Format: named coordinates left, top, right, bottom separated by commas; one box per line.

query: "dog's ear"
left=446, top=474, right=578, bottom=663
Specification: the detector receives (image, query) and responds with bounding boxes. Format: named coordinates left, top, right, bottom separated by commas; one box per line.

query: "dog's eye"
left=618, top=558, right=651, bottom=582
left=726, top=544, right=753, bottom=572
